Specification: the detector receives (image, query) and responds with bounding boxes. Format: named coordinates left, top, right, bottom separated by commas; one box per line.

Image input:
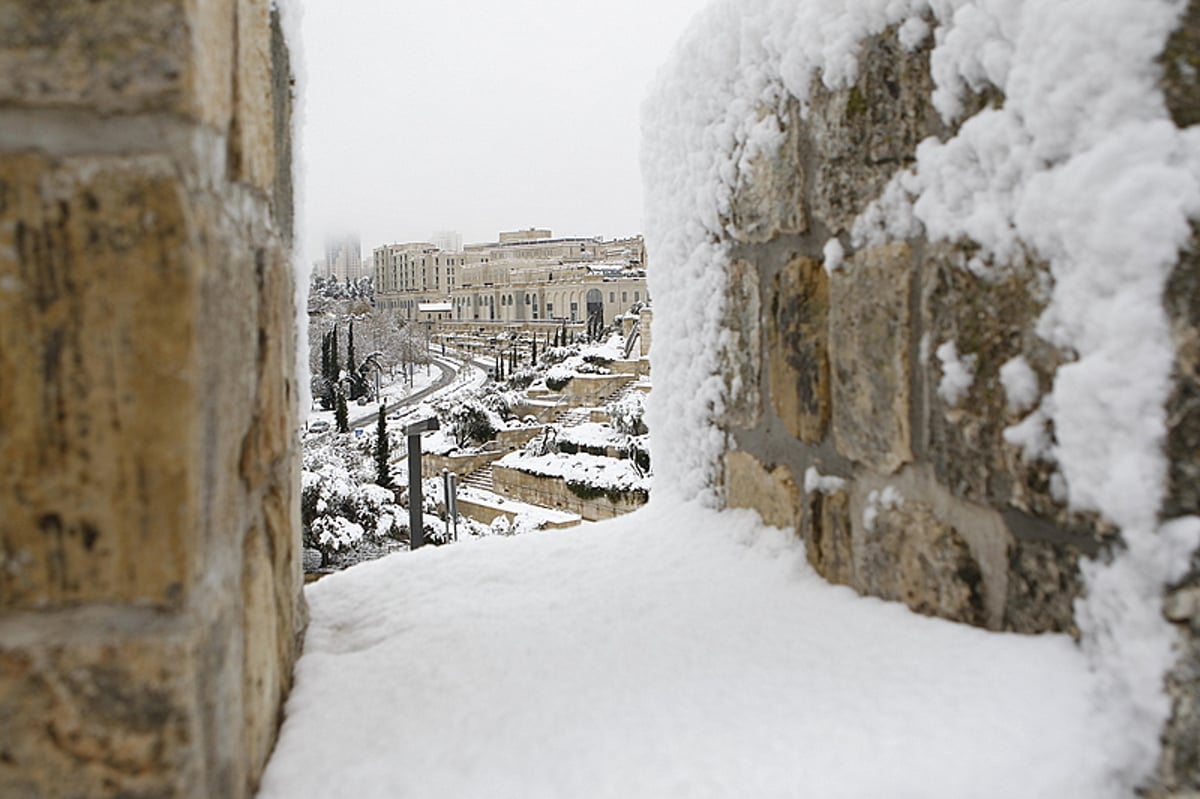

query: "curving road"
left=305, top=357, right=462, bottom=444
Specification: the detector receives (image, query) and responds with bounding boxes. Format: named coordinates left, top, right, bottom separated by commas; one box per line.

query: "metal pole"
left=408, top=434, right=423, bottom=549
left=405, top=417, right=440, bottom=550
left=448, top=472, right=458, bottom=541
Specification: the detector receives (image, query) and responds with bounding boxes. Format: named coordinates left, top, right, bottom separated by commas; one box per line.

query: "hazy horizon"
left=298, top=0, right=713, bottom=265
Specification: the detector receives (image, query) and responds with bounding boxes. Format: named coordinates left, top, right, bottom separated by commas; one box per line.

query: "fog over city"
left=299, top=0, right=712, bottom=262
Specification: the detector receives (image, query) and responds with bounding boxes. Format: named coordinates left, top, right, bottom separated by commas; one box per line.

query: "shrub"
left=545, top=366, right=573, bottom=392
left=608, top=393, right=647, bottom=436
left=446, top=398, right=497, bottom=446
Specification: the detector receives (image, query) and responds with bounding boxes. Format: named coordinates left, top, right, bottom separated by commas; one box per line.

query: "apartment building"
left=374, top=229, right=647, bottom=326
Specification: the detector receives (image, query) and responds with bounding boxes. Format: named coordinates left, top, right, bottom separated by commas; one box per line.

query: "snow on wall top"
left=643, top=0, right=1200, bottom=791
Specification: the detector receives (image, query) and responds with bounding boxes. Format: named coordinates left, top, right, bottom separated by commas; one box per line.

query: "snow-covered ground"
left=258, top=498, right=1109, bottom=799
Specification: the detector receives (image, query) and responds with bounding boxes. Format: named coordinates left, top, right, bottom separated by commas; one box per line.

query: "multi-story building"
left=373, top=229, right=648, bottom=328
left=323, top=234, right=364, bottom=282
left=372, top=242, right=464, bottom=314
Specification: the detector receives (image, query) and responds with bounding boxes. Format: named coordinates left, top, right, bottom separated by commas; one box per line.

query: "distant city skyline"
left=297, top=0, right=713, bottom=267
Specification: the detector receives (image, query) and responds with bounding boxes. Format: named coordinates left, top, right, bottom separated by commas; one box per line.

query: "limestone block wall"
left=708, top=13, right=1200, bottom=794
left=492, top=465, right=646, bottom=521
left=0, top=2, right=303, bottom=797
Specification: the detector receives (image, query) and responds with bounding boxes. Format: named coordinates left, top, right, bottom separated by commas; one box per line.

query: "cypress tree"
left=374, top=406, right=391, bottom=487
left=347, top=321, right=358, bottom=399
left=331, top=326, right=340, bottom=378
left=531, top=334, right=537, bottom=365
left=320, top=331, right=329, bottom=382
left=335, top=387, right=349, bottom=433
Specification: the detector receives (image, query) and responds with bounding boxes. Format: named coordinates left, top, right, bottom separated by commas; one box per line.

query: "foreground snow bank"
left=259, top=500, right=1110, bottom=799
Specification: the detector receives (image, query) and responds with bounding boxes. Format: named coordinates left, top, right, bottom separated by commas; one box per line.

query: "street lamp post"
left=405, top=416, right=440, bottom=549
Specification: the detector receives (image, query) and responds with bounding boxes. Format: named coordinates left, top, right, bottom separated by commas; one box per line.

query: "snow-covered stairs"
left=461, top=462, right=495, bottom=493
left=553, top=407, right=593, bottom=426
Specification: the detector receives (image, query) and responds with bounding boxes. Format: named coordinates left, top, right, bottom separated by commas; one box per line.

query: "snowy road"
left=258, top=500, right=1115, bottom=799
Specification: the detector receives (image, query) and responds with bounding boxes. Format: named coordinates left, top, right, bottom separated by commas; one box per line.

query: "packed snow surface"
left=259, top=501, right=1111, bottom=799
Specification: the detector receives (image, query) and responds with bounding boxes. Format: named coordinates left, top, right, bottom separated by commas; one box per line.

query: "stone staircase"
left=553, top=406, right=593, bottom=426
left=550, top=376, right=639, bottom=427
left=461, top=462, right=495, bottom=493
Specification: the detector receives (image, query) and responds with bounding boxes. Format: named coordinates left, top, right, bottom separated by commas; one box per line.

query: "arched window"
left=586, top=288, right=603, bottom=325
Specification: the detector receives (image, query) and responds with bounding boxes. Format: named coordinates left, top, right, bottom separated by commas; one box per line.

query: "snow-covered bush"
left=608, top=393, right=648, bottom=436
left=505, top=368, right=537, bottom=390
left=540, top=346, right=574, bottom=366
left=444, top=398, right=497, bottom=447
left=480, top=389, right=521, bottom=422
left=545, top=366, right=574, bottom=391
left=301, top=442, right=405, bottom=568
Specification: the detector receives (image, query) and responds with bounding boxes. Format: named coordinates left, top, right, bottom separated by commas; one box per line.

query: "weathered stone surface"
left=0, top=617, right=200, bottom=797
left=1002, top=533, right=1083, bottom=636
left=800, top=486, right=854, bottom=587
left=1164, top=225, right=1200, bottom=519
left=1159, top=568, right=1200, bottom=796
left=830, top=242, right=913, bottom=473
left=723, top=259, right=762, bottom=429
left=723, top=451, right=799, bottom=529
left=806, top=29, right=939, bottom=233
left=858, top=496, right=987, bottom=626
left=1161, top=0, right=1200, bottom=129
left=0, top=0, right=235, bottom=125
left=727, top=97, right=808, bottom=242
left=921, top=247, right=1049, bottom=504
left=0, top=153, right=198, bottom=609
left=0, top=1, right=301, bottom=794
left=769, top=256, right=829, bottom=444
left=230, top=0, right=277, bottom=195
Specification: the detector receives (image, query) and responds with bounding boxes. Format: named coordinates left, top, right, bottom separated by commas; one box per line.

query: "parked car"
left=308, top=420, right=331, bottom=433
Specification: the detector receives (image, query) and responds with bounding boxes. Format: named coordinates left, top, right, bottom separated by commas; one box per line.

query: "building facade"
left=374, top=229, right=648, bottom=327
left=323, top=234, right=364, bottom=282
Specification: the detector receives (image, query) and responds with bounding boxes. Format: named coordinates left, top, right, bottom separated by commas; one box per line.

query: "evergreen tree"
left=510, top=346, right=517, bottom=372
left=335, top=387, right=349, bottom=433
left=374, top=406, right=391, bottom=487
left=320, top=331, right=330, bottom=383
left=531, top=334, right=537, bottom=364
left=347, top=321, right=359, bottom=400
left=319, top=330, right=336, bottom=410
left=331, top=326, right=340, bottom=378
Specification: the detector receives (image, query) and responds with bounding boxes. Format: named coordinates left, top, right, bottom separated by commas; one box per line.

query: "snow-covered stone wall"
left=0, top=2, right=304, bottom=796
left=644, top=1, right=1200, bottom=794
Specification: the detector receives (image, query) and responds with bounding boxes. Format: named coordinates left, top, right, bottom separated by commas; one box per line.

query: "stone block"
left=723, top=451, right=798, bottom=529
left=1164, top=224, right=1200, bottom=519
left=0, top=614, right=202, bottom=798
left=726, top=97, right=808, bottom=242
left=1002, top=533, right=1084, bottom=636
left=229, top=0, right=278, bottom=195
left=723, top=259, right=762, bottom=429
left=768, top=255, right=829, bottom=443
left=830, top=242, right=913, bottom=473
left=800, top=485, right=854, bottom=586
left=1161, top=0, right=1200, bottom=129
left=807, top=29, right=938, bottom=233
left=0, top=153, right=200, bottom=609
left=857, top=496, right=987, bottom=626
left=0, top=0, right=235, bottom=126
left=920, top=247, right=1049, bottom=505
left=1160, top=599, right=1200, bottom=795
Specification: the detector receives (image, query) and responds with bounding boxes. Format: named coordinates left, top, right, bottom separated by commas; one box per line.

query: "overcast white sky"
left=297, top=0, right=713, bottom=264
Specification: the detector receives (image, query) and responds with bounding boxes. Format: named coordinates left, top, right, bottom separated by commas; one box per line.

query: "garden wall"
left=492, top=466, right=646, bottom=521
